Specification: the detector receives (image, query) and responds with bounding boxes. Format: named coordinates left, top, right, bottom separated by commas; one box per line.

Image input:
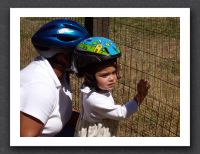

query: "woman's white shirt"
left=20, top=56, right=72, bottom=136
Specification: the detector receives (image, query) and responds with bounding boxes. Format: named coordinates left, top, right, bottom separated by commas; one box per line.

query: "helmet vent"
left=104, top=47, right=110, bottom=54
left=34, top=45, right=49, bottom=51
left=57, top=36, right=78, bottom=42
left=63, top=24, right=83, bottom=32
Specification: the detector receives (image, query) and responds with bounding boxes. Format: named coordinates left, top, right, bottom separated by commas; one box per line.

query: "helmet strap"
left=48, top=54, right=74, bottom=73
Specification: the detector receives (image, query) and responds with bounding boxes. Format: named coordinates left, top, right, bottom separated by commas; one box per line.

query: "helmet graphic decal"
left=73, top=37, right=121, bottom=74
left=77, top=37, right=121, bottom=56
left=94, top=44, right=102, bottom=53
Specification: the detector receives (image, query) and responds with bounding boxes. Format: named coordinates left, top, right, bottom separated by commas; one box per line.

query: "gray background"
left=1, top=0, right=198, bottom=153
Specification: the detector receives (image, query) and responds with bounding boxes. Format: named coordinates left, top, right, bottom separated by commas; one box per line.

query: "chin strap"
left=69, top=60, right=78, bottom=74
left=48, top=56, right=75, bottom=74
left=65, top=66, right=74, bottom=73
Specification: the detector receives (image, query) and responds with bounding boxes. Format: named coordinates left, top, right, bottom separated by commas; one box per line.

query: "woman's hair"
left=80, top=59, right=121, bottom=89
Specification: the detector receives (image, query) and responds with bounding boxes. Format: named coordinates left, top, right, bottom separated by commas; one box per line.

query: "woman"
left=20, top=19, right=90, bottom=137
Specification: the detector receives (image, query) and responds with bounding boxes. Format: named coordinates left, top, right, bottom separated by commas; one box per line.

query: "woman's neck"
left=53, top=64, right=66, bottom=79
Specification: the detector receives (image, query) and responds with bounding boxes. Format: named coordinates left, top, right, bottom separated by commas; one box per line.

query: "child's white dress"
left=74, top=86, right=138, bottom=137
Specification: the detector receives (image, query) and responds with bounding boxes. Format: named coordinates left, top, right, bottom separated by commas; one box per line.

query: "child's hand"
left=134, top=79, right=150, bottom=105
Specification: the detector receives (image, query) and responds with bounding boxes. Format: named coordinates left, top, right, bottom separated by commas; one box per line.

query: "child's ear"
left=116, top=63, right=121, bottom=79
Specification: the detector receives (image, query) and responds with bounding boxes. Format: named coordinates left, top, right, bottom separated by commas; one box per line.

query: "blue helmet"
left=32, top=19, right=90, bottom=58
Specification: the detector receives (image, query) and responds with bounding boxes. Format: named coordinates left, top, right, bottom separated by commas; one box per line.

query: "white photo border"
left=10, top=8, right=190, bottom=146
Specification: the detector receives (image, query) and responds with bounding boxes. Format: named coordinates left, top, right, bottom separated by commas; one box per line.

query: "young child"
left=72, top=37, right=150, bottom=137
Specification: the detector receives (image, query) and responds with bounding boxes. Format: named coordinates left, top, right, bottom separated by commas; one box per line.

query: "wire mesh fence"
left=20, top=17, right=180, bottom=137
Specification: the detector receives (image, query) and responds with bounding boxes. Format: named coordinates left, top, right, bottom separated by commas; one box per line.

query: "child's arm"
left=124, top=79, right=150, bottom=117
left=84, top=80, right=150, bottom=121
left=133, top=79, right=150, bottom=105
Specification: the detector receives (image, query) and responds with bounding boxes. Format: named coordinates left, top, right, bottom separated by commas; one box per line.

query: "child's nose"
left=109, top=74, right=116, bottom=81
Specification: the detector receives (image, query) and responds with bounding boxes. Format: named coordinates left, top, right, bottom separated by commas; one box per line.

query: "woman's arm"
left=20, top=112, right=44, bottom=137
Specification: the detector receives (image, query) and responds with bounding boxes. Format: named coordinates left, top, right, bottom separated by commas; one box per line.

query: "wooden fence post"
left=85, top=17, right=93, bottom=36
